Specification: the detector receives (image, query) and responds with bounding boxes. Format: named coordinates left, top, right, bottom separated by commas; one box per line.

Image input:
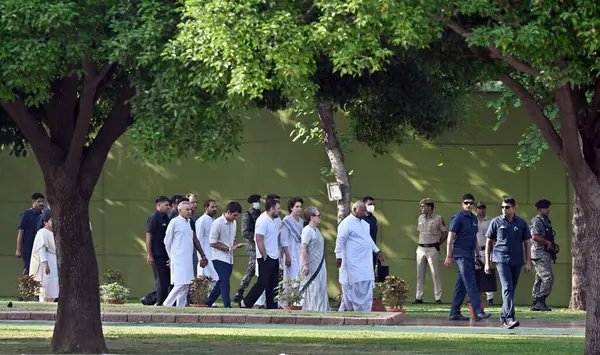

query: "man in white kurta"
left=164, top=202, right=208, bottom=307
left=335, top=201, right=385, bottom=312
left=196, top=200, right=218, bottom=288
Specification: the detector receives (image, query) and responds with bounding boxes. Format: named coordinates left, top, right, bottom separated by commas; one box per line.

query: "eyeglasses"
left=502, top=205, right=512, bottom=210
left=463, top=201, right=474, bottom=205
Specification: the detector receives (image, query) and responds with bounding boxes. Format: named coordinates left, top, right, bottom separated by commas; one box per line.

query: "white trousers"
left=479, top=250, right=494, bottom=300
left=164, top=284, right=190, bottom=307
left=416, top=246, right=442, bottom=301
left=338, top=283, right=353, bottom=312
left=346, top=280, right=374, bottom=312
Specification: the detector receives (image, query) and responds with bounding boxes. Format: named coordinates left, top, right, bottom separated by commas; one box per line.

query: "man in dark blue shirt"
left=141, top=196, right=172, bottom=306
left=485, top=197, right=532, bottom=329
left=16, top=192, right=46, bottom=275
left=362, top=196, right=380, bottom=280
left=445, top=193, right=491, bottom=321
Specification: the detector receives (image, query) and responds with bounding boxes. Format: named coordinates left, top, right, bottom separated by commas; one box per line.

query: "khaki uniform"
left=477, top=216, right=494, bottom=300
left=416, top=213, right=446, bottom=301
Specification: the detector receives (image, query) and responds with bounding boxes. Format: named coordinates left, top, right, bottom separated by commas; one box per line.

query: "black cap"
left=535, top=199, right=551, bottom=209
left=247, top=194, right=261, bottom=204
left=476, top=201, right=486, bottom=208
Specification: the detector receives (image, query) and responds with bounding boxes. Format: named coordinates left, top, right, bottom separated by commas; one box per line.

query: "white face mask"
left=252, top=202, right=260, bottom=209
left=366, top=205, right=375, bottom=213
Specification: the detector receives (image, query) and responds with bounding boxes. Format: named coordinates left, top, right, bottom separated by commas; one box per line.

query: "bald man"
left=335, top=201, right=385, bottom=312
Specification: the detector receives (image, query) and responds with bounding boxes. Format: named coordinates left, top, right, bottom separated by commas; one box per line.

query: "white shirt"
left=164, top=215, right=195, bottom=285
left=255, top=212, right=282, bottom=260
left=335, top=215, right=380, bottom=285
left=209, top=215, right=237, bottom=264
left=196, top=213, right=215, bottom=260
left=477, top=216, right=492, bottom=247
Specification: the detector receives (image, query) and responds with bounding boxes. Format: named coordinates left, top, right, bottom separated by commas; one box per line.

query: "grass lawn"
left=0, top=323, right=584, bottom=354
left=1, top=300, right=585, bottom=322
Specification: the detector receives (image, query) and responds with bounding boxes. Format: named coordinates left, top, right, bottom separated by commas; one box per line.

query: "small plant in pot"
left=189, top=276, right=213, bottom=307
left=372, top=283, right=386, bottom=312
left=18, top=275, right=41, bottom=302
left=100, top=282, right=130, bottom=304
left=381, top=275, right=409, bottom=313
left=275, top=277, right=303, bottom=310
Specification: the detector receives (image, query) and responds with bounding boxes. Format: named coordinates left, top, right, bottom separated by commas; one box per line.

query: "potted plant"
left=18, top=275, right=41, bottom=301
left=103, top=268, right=125, bottom=286
left=100, top=282, right=130, bottom=304
left=189, top=276, right=213, bottom=307
left=275, top=277, right=303, bottom=310
left=372, top=283, right=386, bottom=311
left=381, top=276, right=409, bottom=313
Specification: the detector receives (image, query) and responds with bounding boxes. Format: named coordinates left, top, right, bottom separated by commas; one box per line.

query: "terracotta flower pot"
left=283, top=305, right=302, bottom=310
left=372, top=301, right=386, bottom=312
left=190, top=304, right=208, bottom=307
left=105, top=299, right=125, bottom=305
left=386, top=307, right=406, bottom=313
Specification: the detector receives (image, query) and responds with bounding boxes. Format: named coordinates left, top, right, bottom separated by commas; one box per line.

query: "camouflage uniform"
left=234, top=208, right=261, bottom=300
left=530, top=215, right=555, bottom=311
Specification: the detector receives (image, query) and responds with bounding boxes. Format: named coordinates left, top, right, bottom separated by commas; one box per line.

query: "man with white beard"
left=163, top=201, right=208, bottom=307
left=196, top=199, right=219, bottom=300
left=335, top=201, right=385, bottom=312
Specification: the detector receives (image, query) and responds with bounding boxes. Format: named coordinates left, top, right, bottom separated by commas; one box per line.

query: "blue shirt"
left=486, top=215, right=531, bottom=266
left=18, top=208, right=43, bottom=254
left=449, top=210, right=478, bottom=259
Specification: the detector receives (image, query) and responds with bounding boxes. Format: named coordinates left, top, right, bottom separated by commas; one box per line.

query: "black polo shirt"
left=18, top=208, right=42, bottom=254
left=147, top=210, right=170, bottom=257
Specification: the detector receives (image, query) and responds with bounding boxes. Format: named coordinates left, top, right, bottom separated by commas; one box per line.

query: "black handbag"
left=475, top=268, right=498, bottom=293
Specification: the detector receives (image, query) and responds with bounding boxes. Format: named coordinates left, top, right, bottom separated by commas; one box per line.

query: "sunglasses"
left=463, top=201, right=474, bottom=205
left=313, top=214, right=321, bottom=218
left=502, top=205, right=513, bottom=210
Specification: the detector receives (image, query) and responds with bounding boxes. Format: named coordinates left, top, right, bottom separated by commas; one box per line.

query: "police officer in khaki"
left=415, top=198, right=447, bottom=304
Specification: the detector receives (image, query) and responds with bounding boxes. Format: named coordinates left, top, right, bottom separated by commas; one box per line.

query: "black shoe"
left=487, top=298, right=494, bottom=306
left=475, top=312, right=492, bottom=321
left=502, top=320, right=520, bottom=329
left=530, top=298, right=544, bottom=311
left=449, top=314, right=469, bottom=321
left=541, top=297, right=552, bottom=311
left=435, top=300, right=442, bottom=304
left=413, top=299, right=423, bottom=304
left=140, top=297, right=148, bottom=305
left=233, top=293, right=244, bottom=303
left=54, top=298, right=59, bottom=303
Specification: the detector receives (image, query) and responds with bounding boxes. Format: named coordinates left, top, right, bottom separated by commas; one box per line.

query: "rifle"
left=545, top=242, right=560, bottom=263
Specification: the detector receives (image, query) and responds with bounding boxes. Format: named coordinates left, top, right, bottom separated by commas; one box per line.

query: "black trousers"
left=243, top=257, right=279, bottom=309
left=144, top=256, right=171, bottom=305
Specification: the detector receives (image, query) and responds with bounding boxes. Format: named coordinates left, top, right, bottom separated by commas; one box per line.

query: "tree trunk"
left=569, top=191, right=587, bottom=310
left=318, top=104, right=351, bottom=223
left=48, top=170, right=107, bottom=353
left=582, top=194, right=600, bottom=355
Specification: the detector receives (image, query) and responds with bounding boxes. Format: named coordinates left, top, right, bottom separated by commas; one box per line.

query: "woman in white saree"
left=300, top=207, right=330, bottom=311
left=29, top=215, right=59, bottom=302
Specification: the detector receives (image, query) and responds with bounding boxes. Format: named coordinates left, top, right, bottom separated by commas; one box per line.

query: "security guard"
left=415, top=198, right=446, bottom=304
left=529, top=199, right=556, bottom=311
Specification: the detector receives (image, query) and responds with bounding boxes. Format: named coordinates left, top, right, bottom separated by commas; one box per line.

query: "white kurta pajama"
left=279, top=215, right=303, bottom=307
left=196, top=214, right=218, bottom=282
left=29, top=228, right=59, bottom=301
left=164, top=215, right=195, bottom=307
left=335, top=215, right=380, bottom=312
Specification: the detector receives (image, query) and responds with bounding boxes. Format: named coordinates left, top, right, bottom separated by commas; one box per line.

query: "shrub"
left=373, top=283, right=384, bottom=301
left=18, top=275, right=41, bottom=301
left=275, top=277, right=303, bottom=306
left=103, top=268, right=124, bottom=286
left=99, top=282, right=130, bottom=302
left=189, top=276, right=212, bottom=304
left=381, top=275, right=409, bottom=309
